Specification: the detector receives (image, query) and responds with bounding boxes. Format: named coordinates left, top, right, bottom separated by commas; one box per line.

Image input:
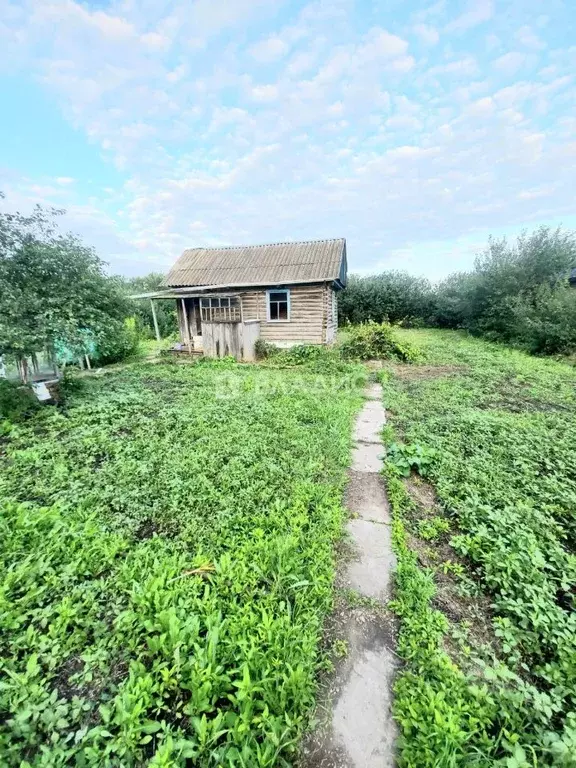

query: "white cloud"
left=465, top=96, right=495, bottom=117
left=413, top=24, right=440, bottom=45
left=286, top=51, right=317, bottom=76
left=428, top=57, right=478, bottom=77
left=250, top=84, right=279, bottom=102
left=249, top=36, right=289, bottom=62
left=2, top=0, right=576, bottom=278
left=493, top=52, right=526, bottom=75
left=516, top=25, right=545, bottom=50
left=518, top=185, right=553, bottom=200
left=446, top=0, right=494, bottom=33
left=140, top=32, right=171, bottom=51
left=358, top=28, right=408, bottom=61
left=386, top=114, right=423, bottom=132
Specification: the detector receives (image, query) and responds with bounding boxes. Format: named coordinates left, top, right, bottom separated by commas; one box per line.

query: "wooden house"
left=138, top=239, right=347, bottom=360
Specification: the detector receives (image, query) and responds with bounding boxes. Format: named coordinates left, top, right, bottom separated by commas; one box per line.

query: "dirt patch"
left=135, top=518, right=180, bottom=540
left=54, top=656, right=128, bottom=704
left=388, top=364, right=466, bottom=381
left=404, top=475, right=439, bottom=517
left=54, top=656, right=86, bottom=700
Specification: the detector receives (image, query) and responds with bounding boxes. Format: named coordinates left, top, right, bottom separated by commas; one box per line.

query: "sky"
left=0, top=0, right=575, bottom=279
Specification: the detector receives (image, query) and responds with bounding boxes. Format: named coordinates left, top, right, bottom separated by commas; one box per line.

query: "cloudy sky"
left=1, top=0, right=575, bottom=278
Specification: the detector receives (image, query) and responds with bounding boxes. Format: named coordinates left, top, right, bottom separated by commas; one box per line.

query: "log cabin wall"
left=239, top=283, right=326, bottom=344
left=325, top=284, right=338, bottom=343
left=176, top=282, right=339, bottom=347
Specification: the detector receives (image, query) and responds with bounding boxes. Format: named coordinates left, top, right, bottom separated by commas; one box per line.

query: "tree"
left=0, top=196, right=134, bottom=377
left=338, top=271, right=435, bottom=326
left=118, top=272, right=178, bottom=339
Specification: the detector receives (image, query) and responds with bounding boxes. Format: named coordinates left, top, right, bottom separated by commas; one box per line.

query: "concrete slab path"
left=302, top=383, right=399, bottom=768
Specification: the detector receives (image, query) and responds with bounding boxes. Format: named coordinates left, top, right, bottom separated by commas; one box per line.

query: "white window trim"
left=266, top=288, right=291, bottom=322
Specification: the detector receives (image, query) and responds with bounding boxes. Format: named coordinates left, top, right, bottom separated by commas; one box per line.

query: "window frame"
left=266, top=288, right=291, bottom=323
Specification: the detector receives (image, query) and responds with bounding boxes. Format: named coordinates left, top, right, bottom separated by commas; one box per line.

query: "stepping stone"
left=303, top=384, right=399, bottom=768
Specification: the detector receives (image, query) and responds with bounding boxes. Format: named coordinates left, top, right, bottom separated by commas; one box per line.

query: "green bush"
left=93, top=318, right=140, bottom=366
left=337, top=226, right=576, bottom=357
left=507, top=284, right=576, bottom=355
left=338, top=272, right=435, bottom=326
left=339, top=322, right=422, bottom=362
left=433, top=226, right=576, bottom=355
left=118, top=273, right=178, bottom=339
left=254, top=338, right=278, bottom=360
left=0, top=379, right=39, bottom=423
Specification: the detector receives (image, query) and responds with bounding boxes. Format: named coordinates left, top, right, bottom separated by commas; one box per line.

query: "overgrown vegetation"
left=0, top=379, right=39, bottom=427
left=338, top=271, right=434, bottom=326
left=0, top=358, right=363, bottom=765
left=0, top=195, right=136, bottom=374
left=339, top=226, right=576, bottom=356
left=255, top=325, right=418, bottom=368
left=118, top=273, right=178, bottom=340
left=383, top=329, right=576, bottom=766
left=339, top=322, right=422, bottom=362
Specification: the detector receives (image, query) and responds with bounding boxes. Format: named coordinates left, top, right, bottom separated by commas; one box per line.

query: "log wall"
left=177, top=283, right=338, bottom=348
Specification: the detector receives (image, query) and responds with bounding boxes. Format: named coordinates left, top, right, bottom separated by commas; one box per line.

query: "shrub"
left=0, top=379, right=39, bottom=423
left=254, top=338, right=278, bottom=360
left=432, top=226, right=576, bottom=355
left=93, top=318, right=140, bottom=365
left=507, top=284, right=576, bottom=355
left=338, top=272, right=435, bottom=326
left=339, top=322, right=422, bottom=362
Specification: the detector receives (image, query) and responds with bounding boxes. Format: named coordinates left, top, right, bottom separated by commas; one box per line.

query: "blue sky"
left=1, top=0, right=575, bottom=278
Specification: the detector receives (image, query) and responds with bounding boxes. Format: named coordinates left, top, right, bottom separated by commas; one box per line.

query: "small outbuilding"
left=138, top=238, right=347, bottom=360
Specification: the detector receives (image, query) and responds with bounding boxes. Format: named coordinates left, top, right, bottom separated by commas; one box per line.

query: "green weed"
left=0, top=359, right=363, bottom=765
left=386, top=441, right=437, bottom=477
left=385, top=329, right=576, bottom=766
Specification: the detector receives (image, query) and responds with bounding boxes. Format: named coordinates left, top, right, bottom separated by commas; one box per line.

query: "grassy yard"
left=0, top=358, right=364, bottom=766
left=383, top=329, right=576, bottom=767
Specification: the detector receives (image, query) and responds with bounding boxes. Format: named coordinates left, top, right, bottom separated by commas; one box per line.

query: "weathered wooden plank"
left=150, top=300, right=161, bottom=342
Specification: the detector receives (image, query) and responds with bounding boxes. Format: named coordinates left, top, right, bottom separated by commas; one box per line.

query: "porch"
left=130, top=287, right=260, bottom=361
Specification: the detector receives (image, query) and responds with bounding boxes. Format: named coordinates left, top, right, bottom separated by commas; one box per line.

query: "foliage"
left=338, top=272, right=434, bottom=326
left=339, top=322, right=422, bottom=362
left=0, top=359, right=363, bottom=765
left=254, top=338, right=278, bottom=360
left=118, top=273, right=178, bottom=339
left=0, top=195, right=133, bottom=364
left=386, top=441, right=437, bottom=477
left=92, top=317, right=140, bottom=366
left=417, top=517, right=450, bottom=542
left=434, top=226, right=576, bottom=354
left=0, top=379, right=39, bottom=424
left=256, top=342, right=367, bottom=378
left=337, top=227, right=576, bottom=356
left=384, top=328, right=576, bottom=766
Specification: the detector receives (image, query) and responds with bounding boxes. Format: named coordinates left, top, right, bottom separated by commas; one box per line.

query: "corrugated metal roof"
left=164, top=238, right=346, bottom=287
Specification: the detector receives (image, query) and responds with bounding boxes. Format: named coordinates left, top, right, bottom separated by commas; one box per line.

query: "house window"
left=267, top=289, right=290, bottom=321
left=200, top=296, right=240, bottom=322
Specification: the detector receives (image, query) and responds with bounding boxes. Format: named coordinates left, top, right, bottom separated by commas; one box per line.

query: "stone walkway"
left=302, top=383, right=399, bottom=768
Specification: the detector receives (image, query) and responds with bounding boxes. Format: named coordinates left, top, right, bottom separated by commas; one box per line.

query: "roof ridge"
left=183, top=237, right=345, bottom=253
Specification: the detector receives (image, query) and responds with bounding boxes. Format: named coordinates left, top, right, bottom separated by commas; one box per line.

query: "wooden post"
left=181, top=298, right=192, bottom=354
left=150, top=299, right=161, bottom=342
